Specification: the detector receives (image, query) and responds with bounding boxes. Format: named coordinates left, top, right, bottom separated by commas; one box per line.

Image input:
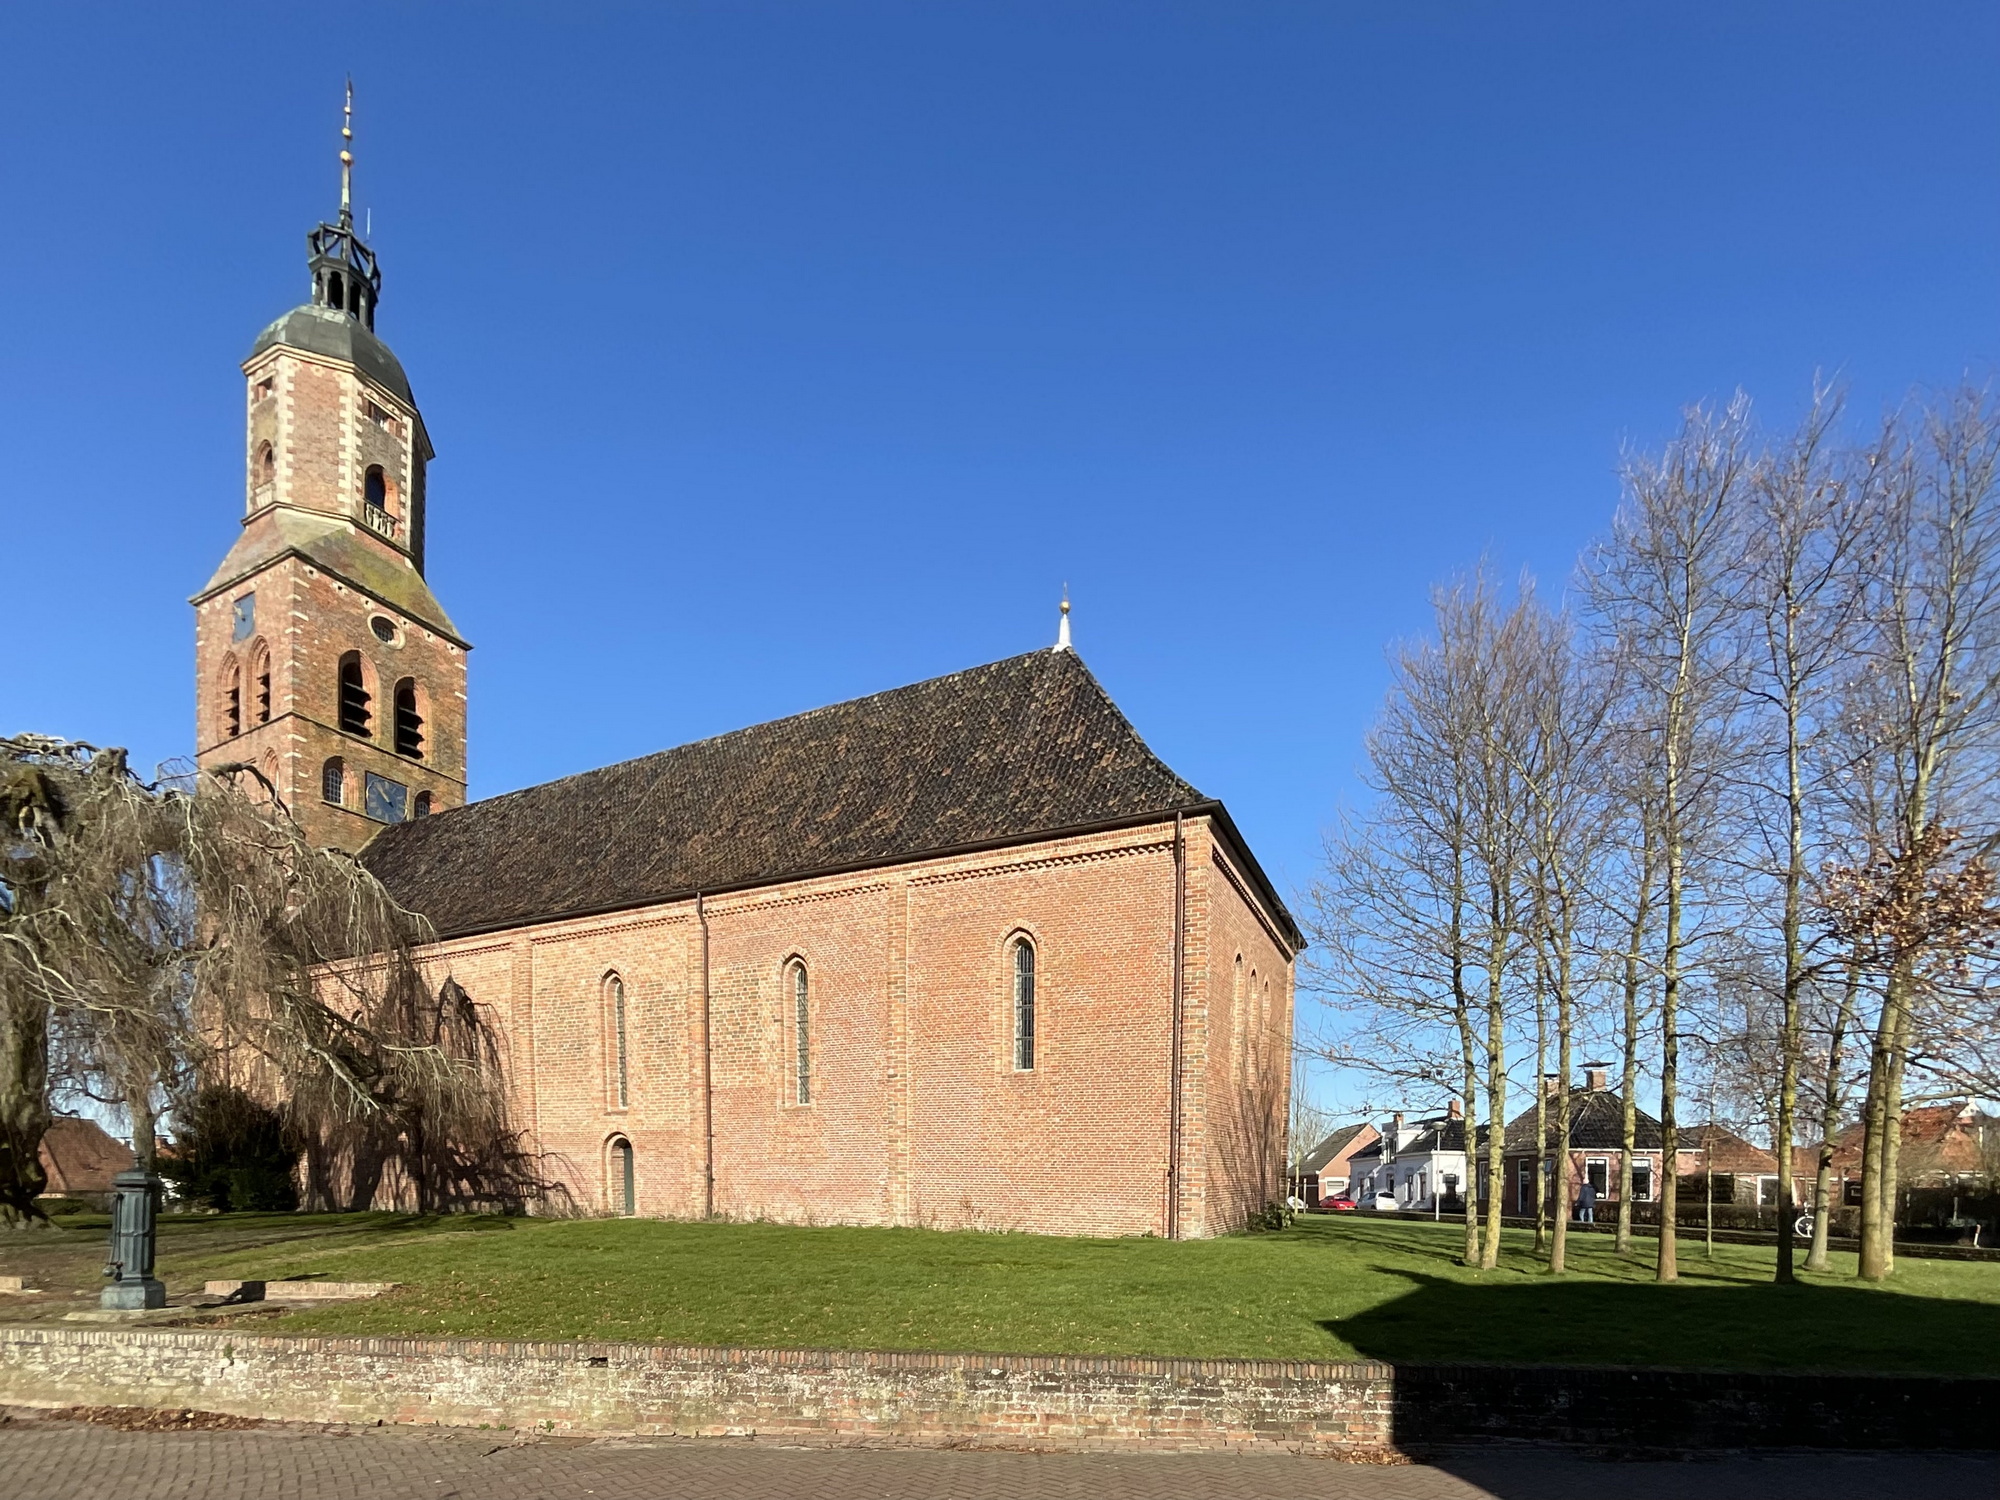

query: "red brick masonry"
left=0, top=1326, right=1390, bottom=1454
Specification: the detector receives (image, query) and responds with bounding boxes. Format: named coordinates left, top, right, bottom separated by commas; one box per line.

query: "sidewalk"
left=1, top=1409, right=1993, bottom=1500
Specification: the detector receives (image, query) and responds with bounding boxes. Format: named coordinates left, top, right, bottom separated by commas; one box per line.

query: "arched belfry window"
left=608, top=1135, right=635, bottom=1217
left=788, top=961, right=811, bottom=1105
left=337, top=652, right=371, bottom=736
left=365, top=465, right=388, bottom=512
left=393, top=678, right=424, bottom=759
left=254, top=442, right=275, bottom=493
left=1012, top=938, right=1036, bottom=1071
left=250, top=641, right=272, bottom=725
left=606, top=974, right=629, bottom=1110
left=220, top=657, right=242, bottom=741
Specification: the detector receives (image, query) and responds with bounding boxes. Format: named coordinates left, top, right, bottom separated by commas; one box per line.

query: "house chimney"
left=1542, top=1073, right=1560, bottom=1098
left=1585, top=1064, right=1609, bottom=1092
left=1448, top=1098, right=1462, bottom=1119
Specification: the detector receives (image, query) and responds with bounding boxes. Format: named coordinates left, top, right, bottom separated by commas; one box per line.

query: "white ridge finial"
left=1056, top=587, right=1072, bottom=652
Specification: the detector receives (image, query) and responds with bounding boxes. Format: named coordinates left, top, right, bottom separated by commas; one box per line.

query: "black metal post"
left=101, top=1168, right=166, bottom=1310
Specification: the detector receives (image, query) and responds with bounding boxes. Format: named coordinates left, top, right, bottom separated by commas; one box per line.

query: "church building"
left=193, top=117, right=1300, bottom=1238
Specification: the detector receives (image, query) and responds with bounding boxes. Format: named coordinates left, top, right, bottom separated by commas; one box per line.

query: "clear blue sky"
left=7, top=7, right=1997, bottom=1108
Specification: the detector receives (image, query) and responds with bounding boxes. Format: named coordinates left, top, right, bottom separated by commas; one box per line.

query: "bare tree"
left=1584, top=398, right=1754, bottom=1282
left=1829, top=390, right=2000, bottom=1280
left=0, top=735, right=556, bottom=1228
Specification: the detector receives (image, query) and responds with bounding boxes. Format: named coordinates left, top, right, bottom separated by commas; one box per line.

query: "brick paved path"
left=2, top=1413, right=1994, bottom=1499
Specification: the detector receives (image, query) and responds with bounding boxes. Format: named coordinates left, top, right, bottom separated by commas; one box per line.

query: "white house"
left=1347, top=1106, right=1472, bottom=1212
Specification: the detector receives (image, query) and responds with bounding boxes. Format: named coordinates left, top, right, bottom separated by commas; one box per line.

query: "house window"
left=1631, top=1162, right=1654, bottom=1202
left=338, top=652, right=372, bottom=736
left=607, top=974, right=629, bottom=1109
left=231, top=593, right=256, bottom=642
left=321, top=757, right=345, bottom=807
left=608, top=1136, right=635, bottom=1216
left=392, top=678, right=424, bottom=759
left=363, top=771, right=407, bottom=823
left=1012, top=937, right=1036, bottom=1071
left=790, top=962, right=811, bottom=1105
left=1586, top=1158, right=1609, bottom=1198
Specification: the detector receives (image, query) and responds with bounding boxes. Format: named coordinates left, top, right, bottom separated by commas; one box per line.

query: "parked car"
left=1323, top=1196, right=1359, bottom=1212
left=1368, top=1193, right=1400, bottom=1212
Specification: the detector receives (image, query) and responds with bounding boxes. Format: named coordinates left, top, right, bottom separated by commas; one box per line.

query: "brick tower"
left=192, top=92, right=468, bottom=852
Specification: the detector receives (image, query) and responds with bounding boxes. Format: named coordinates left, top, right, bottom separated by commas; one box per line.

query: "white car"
left=1368, top=1193, right=1400, bottom=1212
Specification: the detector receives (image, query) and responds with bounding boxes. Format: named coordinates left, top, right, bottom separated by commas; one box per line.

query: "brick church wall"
left=425, top=816, right=1293, bottom=1238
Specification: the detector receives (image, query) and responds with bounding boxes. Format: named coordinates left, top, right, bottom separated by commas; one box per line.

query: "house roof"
left=1300, top=1123, right=1377, bottom=1175
left=38, top=1116, right=134, bottom=1195
left=1504, top=1088, right=1665, bottom=1153
left=1831, top=1102, right=2000, bottom=1176
left=363, top=648, right=1303, bottom=946
left=1681, top=1124, right=1779, bottom=1174
left=1401, top=1117, right=1468, bottom=1154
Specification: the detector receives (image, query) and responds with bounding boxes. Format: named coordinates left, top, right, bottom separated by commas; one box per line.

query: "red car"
left=1323, top=1196, right=1359, bottom=1212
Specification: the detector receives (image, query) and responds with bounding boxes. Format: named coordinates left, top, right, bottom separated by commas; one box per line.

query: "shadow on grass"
left=1325, top=1266, right=2000, bottom=1377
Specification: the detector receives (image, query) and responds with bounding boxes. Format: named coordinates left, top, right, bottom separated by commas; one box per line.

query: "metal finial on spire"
left=338, top=78, right=355, bottom=227
left=1056, top=587, right=1072, bottom=652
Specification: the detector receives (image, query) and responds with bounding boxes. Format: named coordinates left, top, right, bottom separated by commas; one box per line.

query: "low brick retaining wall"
left=0, top=1326, right=1393, bottom=1454
left=0, top=1325, right=1994, bottom=1452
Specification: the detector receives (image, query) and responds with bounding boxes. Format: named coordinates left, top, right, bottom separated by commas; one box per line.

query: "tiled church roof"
left=363, top=648, right=1299, bottom=944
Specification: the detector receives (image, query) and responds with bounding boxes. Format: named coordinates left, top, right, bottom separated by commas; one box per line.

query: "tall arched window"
left=249, top=641, right=272, bottom=725
left=608, top=1136, right=635, bottom=1216
left=606, top=974, right=629, bottom=1109
left=337, top=652, right=371, bottom=736
left=321, top=757, right=345, bottom=807
left=1012, top=938, right=1036, bottom=1071
left=255, top=441, right=275, bottom=492
left=789, top=961, right=811, bottom=1105
left=365, top=465, right=388, bottom=512
left=392, top=678, right=424, bottom=759
left=220, top=657, right=242, bottom=740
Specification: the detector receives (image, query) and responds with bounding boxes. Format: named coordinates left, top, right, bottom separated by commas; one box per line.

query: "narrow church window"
left=790, top=962, right=811, bottom=1105
left=609, top=1136, right=635, bottom=1216
left=254, top=443, right=276, bottom=492
left=1012, top=939, right=1036, bottom=1071
left=413, top=791, right=432, bottom=818
left=365, top=466, right=387, bottom=510
left=328, top=274, right=345, bottom=312
left=321, top=757, right=345, bottom=807
left=337, top=652, right=372, bottom=736
left=363, top=771, right=407, bottom=823
left=393, top=678, right=424, bottom=759
left=608, top=974, right=629, bottom=1109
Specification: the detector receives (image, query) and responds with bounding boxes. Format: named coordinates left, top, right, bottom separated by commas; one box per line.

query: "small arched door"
left=609, top=1137, right=635, bottom=1217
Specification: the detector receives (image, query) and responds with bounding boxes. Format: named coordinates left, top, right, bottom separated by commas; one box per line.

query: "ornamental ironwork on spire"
left=307, top=80, right=382, bottom=330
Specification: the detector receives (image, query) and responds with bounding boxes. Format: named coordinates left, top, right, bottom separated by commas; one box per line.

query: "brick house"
left=1347, top=1108, right=1470, bottom=1212
left=1826, top=1102, right=2000, bottom=1206
left=192, top=138, right=1303, bottom=1240
left=1292, top=1122, right=1379, bottom=1206
left=1492, top=1068, right=1692, bottom=1216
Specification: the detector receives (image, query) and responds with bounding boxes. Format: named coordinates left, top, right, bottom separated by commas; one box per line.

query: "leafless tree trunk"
left=1586, top=399, right=1754, bottom=1282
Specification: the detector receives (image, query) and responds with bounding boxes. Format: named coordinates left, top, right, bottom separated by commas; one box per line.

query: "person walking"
left=1576, top=1177, right=1598, bottom=1224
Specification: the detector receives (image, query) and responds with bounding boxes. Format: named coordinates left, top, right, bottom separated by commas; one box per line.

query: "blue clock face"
left=232, top=593, right=256, bottom=642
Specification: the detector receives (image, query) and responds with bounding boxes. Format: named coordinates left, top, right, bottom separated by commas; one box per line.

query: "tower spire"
left=1056, top=587, right=1072, bottom=652
left=339, top=78, right=355, bottom=227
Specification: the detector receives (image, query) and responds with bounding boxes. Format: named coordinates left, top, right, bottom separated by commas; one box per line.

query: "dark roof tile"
left=363, top=649, right=1298, bottom=944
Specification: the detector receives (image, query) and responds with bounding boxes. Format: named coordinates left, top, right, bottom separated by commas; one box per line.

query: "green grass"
left=6, top=1212, right=1998, bottom=1375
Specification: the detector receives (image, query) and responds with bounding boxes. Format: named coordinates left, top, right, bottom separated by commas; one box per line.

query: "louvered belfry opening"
left=337, top=652, right=372, bottom=736
left=393, top=678, right=424, bottom=758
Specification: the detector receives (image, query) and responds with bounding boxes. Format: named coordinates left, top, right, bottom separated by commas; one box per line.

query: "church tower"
left=192, top=91, right=469, bottom=852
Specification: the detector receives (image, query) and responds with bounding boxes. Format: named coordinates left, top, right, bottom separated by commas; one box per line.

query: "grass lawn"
left=5, top=1211, right=1997, bottom=1375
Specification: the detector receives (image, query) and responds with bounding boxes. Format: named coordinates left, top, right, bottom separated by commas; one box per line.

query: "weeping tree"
left=0, top=734, right=557, bottom=1228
